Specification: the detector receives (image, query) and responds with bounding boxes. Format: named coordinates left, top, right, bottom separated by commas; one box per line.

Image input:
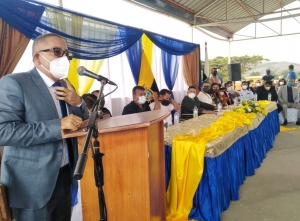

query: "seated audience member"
left=82, top=93, right=112, bottom=116
left=82, top=93, right=97, bottom=113
left=249, top=80, right=257, bottom=94
left=239, top=81, right=254, bottom=100
left=181, top=86, right=215, bottom=119
left=210, top=83, right=227, bottom=107
left=226, top=81, right=240, bottom=97
left=91, top=89, right=100, bottom=97
left=276, top=78, right=286, bottom=91
left=224, top=82, right=234, bottom=105
left=257, top=80, right=283, bottom=114
left=278, top=78, right=300, bottom=125
left=149, top=89, right=180, bottom=126
left=122, top=86, right=159, bottom=115
left=197, top=82, right=214, bottom=105
left=297, top=78, right=300, bottom=94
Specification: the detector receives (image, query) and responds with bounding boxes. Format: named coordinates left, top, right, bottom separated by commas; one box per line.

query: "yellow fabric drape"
left=166, top=135, right=207, bottom=221
left=142, top=34, right=153, bottom=67
left=138, top=35, right=159, bottom=92
left=280, top=126, right=297, bottom=132
left=0, top=18, right=30, bottom=78
left=166, top=103, right=271, bottom=221
left=68, top=58, right=104, bottom=95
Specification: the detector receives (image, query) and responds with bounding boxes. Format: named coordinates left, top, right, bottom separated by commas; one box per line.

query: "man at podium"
left=122, top=86, right=160, bottom=115
left=0, top=33, right=89, bottom=221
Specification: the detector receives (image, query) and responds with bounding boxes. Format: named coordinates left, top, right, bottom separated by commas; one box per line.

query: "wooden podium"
left=65, top=109, right=169, bottom=221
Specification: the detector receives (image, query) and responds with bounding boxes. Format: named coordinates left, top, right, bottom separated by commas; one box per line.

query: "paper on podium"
left=62, top=114, right=110, bottom=138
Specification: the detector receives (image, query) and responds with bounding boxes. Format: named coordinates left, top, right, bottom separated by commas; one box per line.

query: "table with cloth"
left=164, top=101, right=279, bottom=221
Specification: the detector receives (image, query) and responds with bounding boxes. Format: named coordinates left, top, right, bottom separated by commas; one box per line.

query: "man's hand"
left=152, top=92, right=159, bottom=101
left=54, top=79, right=82, bottom=106
left=291, top=102, right=297, bottom=108
left=281, top=101, right=287, bottom=105
left=60, top=114, right=83, bottom=131
left=202, top=110, right=215, bottom=114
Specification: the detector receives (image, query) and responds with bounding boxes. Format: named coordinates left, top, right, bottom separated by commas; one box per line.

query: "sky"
left=14, top=0, right=300, bottom=73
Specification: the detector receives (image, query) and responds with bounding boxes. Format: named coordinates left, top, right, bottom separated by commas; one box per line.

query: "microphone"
left=77, top=66, right=117, bottom=86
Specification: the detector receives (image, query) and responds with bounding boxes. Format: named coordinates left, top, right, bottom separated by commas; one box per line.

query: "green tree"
left=201, top=55, right=269, bottom=84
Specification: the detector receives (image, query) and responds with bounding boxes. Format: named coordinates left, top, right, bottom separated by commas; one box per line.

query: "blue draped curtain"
left=161, top=51, right=179, bottom=95
left=1, top=0, right=200, bottom=85
left=125, top=38, right=142, bottom=85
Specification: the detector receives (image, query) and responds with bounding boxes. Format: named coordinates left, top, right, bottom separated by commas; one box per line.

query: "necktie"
left=53, top=82, right=68, bottom=117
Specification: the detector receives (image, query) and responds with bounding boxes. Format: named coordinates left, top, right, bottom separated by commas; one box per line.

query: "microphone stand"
left=74, top=80, right=107, bottom=221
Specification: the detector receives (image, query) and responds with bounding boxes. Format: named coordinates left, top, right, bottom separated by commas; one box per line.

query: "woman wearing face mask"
left=276, top=78, right=286, bottom=91
left=197, top=82, right=215, bottom=105
left=209, top=83, right=226, bottom=107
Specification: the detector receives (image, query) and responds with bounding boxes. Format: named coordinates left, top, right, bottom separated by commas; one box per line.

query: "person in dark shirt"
left=122, top=86, right=159, bottom=115
left=256, top=80, right=282, bottom=114
left=181, top=86, right=215, bottom=119
left=262, top=69, right=274, bottom=83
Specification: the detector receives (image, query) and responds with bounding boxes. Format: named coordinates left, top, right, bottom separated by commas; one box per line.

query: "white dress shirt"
left=36, top=68, right=69, bottom=167
left=149, top=102, right=174, bottom=126
left=239, top=89, right=254, bottom=100
left=197, top=91, right=214, bottom=105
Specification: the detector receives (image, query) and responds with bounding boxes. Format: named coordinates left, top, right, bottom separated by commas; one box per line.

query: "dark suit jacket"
left=256, top=85, right=278, bottom=102
left=181, top=96, right=215, bottom=119
left=0, top=68, right=89, bottom=209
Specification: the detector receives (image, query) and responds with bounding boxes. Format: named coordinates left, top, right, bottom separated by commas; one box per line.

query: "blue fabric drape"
left=165, top=110, right=280, bottom=221
left=0, top=0, right=199, bottom=61
left=125, top=38, right=142, bottom=85
left=161, top=51, right=179, bottom=96
left=145, top=31, right=198, bottom=56
left=0, top=0, right=45, bottom=39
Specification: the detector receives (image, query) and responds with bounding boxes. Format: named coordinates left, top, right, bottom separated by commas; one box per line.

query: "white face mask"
left=242, top=85, right=248, bottom=90
left=256, top=83, right=260, bottom=86
left=188, top=93, right=196, bottom=99
left=227, top=86, right=232, bottom=91
left=279, top=82, right=284, bottom=85
left=138, top=96, right=146, bottom=104
left=220, top=92, right=224, bottom=95
left=265, top=86, right=270, bottom=90
left=39, top=55, right=70, bottom=79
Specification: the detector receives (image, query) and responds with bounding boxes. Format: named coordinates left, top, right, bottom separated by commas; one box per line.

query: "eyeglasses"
left=38, top=48, right=73, bottom=60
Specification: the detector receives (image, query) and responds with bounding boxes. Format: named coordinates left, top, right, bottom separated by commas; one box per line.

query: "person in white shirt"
left=239, top=81, right=254, bottom=100
left=149, top=89, right=180, bottom=126
left=197, top=81, right=215, bottom=105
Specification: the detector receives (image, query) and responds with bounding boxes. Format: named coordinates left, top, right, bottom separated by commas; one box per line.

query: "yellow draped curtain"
left=0, top=18, right=30, bottom=78
left=68, top=59, right=104, bottom=95
left=182, top=47, right=200, bottom=91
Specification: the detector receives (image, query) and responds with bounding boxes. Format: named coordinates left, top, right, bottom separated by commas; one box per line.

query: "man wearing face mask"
left=197, top=82, right=215, bottom=105
left=149, top=89, right=180, bottom=126
left=278, top=78, right=300, bottom=125
left=286, top=64, right=296, bottom=81
left=209, top=67, right=221, bottom=85
left=122, top=86, right=160, bottom=115
left=261, top=69, right=274, bottom=84
left=257, top=80, right=282, bottom=113
left=239, top=81, right=254, bottom=100
left=0, top=33, right=89, bottom=221
left=224, top=82, right=239, bottom=105
left=181, top=86, right=215, bottom=119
